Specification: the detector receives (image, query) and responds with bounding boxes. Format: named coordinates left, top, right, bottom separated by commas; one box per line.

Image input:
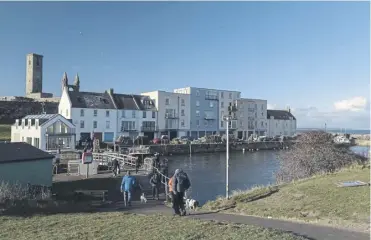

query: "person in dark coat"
left=112, top=159, right=120, bottom=177
left=149, top=173, right=160, bottom=200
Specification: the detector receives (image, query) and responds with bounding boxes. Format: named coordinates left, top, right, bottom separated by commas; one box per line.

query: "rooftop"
left=267, top=110, right=296, bottom=120
left=0, top=142, right=54, bottom=164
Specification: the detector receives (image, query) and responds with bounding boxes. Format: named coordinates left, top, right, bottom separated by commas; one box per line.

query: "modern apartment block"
left=235, top=98, right=267, bottom=139
left=141, top=90, right=190, bottom=139
left=173, top=87, right=241, bottom=138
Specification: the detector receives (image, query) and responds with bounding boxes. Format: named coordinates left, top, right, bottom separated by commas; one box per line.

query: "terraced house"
left=58, top=73, right=157, bottom=143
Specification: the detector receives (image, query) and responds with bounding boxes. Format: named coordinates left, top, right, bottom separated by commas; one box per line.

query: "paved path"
left=103, top=200, right=369, bottom=240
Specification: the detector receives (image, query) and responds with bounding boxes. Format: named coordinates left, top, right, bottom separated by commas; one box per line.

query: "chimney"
left=108, top=88, right=114, bottom=95
left=288, top=108, right=291, bottom=113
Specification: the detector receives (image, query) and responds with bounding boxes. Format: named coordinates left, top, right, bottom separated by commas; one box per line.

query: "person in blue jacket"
left=121, top=171, right=136, bottom=206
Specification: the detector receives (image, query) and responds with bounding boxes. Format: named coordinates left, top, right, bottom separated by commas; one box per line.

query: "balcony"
left=121, top=127, right=137, bottom=132
left=141, top=126, right=157, bottom=132
left=205, top=94, right=218, bottom=101
left=165, top=113, right=178, bottom=119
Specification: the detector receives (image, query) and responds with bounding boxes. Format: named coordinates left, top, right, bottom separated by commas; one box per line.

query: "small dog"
left=140, top=193, right=147, bottom=203
left=185, top=198, right=199, bottom=210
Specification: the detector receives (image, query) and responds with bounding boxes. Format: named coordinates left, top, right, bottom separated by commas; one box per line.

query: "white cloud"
left=334, top=96, right=367, bottom=112
left=268, top=96, right=370, bottom=129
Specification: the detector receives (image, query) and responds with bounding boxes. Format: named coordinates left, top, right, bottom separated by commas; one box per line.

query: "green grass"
left=0, top=124, right=11, bottom=141
left=203, top=166, right=370, bottom=232
left=0, top=212, right=308, bottom=240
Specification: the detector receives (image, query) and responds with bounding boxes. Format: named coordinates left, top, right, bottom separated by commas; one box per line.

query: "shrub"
left=0, top=181, right=51, bottom=206
left=276, top=131, right=366, bottom=183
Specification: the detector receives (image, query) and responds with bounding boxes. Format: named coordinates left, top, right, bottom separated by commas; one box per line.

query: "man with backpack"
left=172, top=168, right=191, bottom=216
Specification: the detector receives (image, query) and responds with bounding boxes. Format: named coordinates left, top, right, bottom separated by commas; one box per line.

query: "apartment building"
left=141, top=90, right=190, bottom=139
left=236, top=98, right=267, bottom=139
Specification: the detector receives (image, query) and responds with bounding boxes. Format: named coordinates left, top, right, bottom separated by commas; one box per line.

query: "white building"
left=141, top=90, right=190, bottom=139
left=266, top=109, right=297, bottom=137
left=58, top=73, right=158, bottom=143
left=11, top=114, right=76, bottom=151
left=218, top=90, right=241, bottom=135
left=235, top=98, right=268, bottom=139
left=112, top=92, right=158, bottom=140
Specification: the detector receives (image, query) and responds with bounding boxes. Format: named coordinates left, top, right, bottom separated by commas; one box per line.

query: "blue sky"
left=0, top=2, right=369, bottom=129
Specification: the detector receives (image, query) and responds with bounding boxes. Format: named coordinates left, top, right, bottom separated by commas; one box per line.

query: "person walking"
left=172, top=169, right=191, bottom=216
left=149, top=173, right=160, bottom=200
left=168, top=175, right=179, bottom=216
left=112, top=158, right=120, bottom=177
left=121, top=171, right=136, bottom=207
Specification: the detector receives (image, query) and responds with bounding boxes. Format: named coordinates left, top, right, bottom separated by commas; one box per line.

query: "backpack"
left=176, top=172, right=191, bottom=191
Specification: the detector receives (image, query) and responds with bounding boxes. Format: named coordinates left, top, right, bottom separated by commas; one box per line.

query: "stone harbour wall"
left=148, top=141, right=293, bottom=155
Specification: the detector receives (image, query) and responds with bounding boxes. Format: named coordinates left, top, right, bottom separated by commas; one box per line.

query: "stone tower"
left=26, top=53, right=43, bottom=96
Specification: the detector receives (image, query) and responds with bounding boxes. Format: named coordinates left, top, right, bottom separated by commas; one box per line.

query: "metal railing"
left=92, top=152, right=138, bottom=167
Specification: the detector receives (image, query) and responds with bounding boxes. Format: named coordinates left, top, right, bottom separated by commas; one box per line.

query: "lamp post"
left=223, top=102, right=238, bottom=199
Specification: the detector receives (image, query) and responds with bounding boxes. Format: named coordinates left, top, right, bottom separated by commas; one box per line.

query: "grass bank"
left=203, top=166, right=370, bottom=232
left=0, top=124, right=11, bottom=141
left=0, top=212, right=308, bottom=240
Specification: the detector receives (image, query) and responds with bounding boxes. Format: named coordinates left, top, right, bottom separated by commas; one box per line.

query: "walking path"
left=103, top=200, right=369, bottom=240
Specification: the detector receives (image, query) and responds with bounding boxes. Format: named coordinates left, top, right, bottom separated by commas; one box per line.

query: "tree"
left=276, top=131, right=366, bottom=183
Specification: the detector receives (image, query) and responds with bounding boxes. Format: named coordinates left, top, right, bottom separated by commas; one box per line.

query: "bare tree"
left=276, top=131, right=366, bottom=183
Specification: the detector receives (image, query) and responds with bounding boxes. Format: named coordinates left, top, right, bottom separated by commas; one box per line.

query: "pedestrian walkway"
left=105, top=200, right=369, bottom=240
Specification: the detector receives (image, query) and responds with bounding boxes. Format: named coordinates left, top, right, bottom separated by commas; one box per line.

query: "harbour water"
left=167, top=146, right=370, bottom=205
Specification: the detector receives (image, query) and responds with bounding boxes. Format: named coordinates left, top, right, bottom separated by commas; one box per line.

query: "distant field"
left=0, top=124, right=11, bottom=141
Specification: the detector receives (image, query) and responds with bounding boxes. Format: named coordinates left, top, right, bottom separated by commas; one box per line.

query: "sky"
left=0, top=2, right=369, bottom=129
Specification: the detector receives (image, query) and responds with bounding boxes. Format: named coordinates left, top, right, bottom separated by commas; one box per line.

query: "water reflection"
left=167, top=151, right=279, bottom=205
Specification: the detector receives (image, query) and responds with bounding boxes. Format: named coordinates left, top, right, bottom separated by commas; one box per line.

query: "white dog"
left=185, top=198, right=199, bottom=210
left=140, top=193, right=147, bottom=203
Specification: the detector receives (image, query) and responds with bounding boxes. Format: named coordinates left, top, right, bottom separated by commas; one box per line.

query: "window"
left=209, top=101, right=214, bottom=108
left=28, top=60, right=31, bottom=65
left=221, top=121, right=224, bottom=127
left=22, top=136, right=24, bottom=142
left=196, top=90, right=200, bottom=96
left=35, top=121, right=38, bottom=129
left=181, top=99, right=185, bottom=106
left=196, top=100, right=200, bottom=107
left=106, top=110, right=110, bottom=117
left=132, top=111, right=136, bottom=118
left=93, top=121, right=97, bottom=128
left=80, top=120, right=85, bottom=128
left=229, top=93, right=232, bottom=99
left=261, top=104, right=264, bottom=110
left=65, top=109, right=68, bottom=117
left=80, top=109, right=84, bottom=117
left=106, top=121, right=110, bottom=129
left=181, top=120, right=185, bottom=127
left=261, top=121, right=264, bottom=127
left=221, top=102, right=224, bottom=108
left=165, top=98, right=170, bottom=105
left=152, top=111, right=156, bottom=118
left=204, top=120, right=208, bottom=126
left=121, top=110, right=126, bottom=118
left=196, top=110, right=200, bottom=117
left=94, top=110, right=98, bottom=117
left=121, top=121, right=136, bottom=131
left=196, top=119, right=200, bottom=126
left=36, top=58, right=40, bottom=66
left=181, top=109, right=185, bottom=116
left=221, top=111, right=224, bottom=117
left=34, top=138, right=40, bottom=148
left=26, top=137, right=32, bottom=145
left=143, top=111, right=147, bottom=118
left=221, top=92, right=224, bottom=98
left=240, top=121, right=243, bottom=127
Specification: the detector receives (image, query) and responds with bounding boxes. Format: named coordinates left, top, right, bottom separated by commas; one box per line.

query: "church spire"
left=61, top=72, right=68, bottom=91
left=74, top=73, right=80, bottom=92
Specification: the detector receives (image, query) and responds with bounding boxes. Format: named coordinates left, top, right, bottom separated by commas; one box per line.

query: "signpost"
left=82, top=152, right=93, bottom=179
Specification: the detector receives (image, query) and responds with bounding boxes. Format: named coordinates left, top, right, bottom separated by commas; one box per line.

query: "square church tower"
left=26, top=53, right=43, bottom=95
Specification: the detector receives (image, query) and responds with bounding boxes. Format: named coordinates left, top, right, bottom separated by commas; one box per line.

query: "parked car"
left=152, top=138, right=161, bottom=144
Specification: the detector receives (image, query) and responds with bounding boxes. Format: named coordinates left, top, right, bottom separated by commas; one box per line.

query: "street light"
left=223, top=102, right=238, bottom=199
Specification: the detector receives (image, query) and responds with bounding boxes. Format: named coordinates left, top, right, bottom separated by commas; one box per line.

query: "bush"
left=276, top=131, right=366, bottom=183
left=0, top=181, right=51, bottom=207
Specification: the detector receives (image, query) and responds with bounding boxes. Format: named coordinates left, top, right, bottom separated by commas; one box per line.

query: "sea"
left=297, top=128, right=370, bottom=135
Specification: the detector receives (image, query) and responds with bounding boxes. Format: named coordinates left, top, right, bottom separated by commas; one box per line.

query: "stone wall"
left=148, top=141, right=293, bottom=155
